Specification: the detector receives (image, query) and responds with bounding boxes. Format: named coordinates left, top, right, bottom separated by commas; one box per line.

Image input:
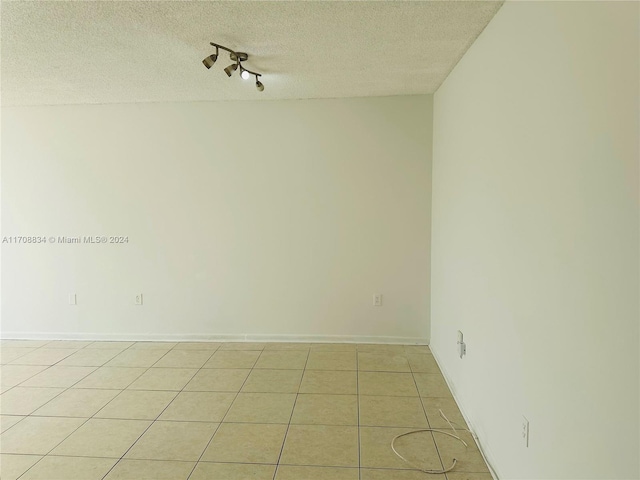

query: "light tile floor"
left=0, top=340, right=492, bottom=480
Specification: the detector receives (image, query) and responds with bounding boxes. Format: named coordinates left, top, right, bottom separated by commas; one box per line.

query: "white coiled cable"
left=390, top=409, right=469, bottom=474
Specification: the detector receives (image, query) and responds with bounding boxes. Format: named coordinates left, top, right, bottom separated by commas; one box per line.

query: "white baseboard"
left=430, top=345, right=502, bottom=480
left=0, top=331, right=428, bottom=345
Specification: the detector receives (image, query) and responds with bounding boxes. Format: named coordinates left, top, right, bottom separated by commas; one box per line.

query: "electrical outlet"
left=373, top=294, right=383, bottom=307
left=135, top=294, right=143, bottom=305
left=457, top=330, right=466, bottom=358
left=68, top=293, right=77, bottom=305
left=521, top=416, right=529, bottom=447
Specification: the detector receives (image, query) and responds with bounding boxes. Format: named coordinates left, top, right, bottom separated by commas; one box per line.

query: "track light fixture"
left=203, top=42, right=264, bottom=92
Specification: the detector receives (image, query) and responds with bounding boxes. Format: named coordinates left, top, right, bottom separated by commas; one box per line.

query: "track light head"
left=240, top=69, right=251, bottom=80
left=256, top=79, right=264, bottom=92
left=202, top=54, right=218, bottom=69
left=224, top=63, right=238, bottom=77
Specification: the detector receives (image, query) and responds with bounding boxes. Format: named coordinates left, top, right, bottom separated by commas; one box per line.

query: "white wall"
left=431, top=2, right=639, bottom=479
left=1, top=95, right=433, bottom=342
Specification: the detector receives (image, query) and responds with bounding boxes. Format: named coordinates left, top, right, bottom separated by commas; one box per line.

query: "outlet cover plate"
left=522, top=416, right=529, bottom=447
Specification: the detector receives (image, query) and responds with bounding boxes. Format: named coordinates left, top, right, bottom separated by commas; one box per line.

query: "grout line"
left=356, top=349, right=362, bottom=480
left=19, top=414, right=447, bottom=427
left=271, top=348, right=311, bottom=480
left=0, top=415, right=29, bottom=436
left=408, top=349, right=446, bottom=473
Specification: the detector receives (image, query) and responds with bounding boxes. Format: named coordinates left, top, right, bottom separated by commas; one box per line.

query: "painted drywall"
left=431, top=2, right=639, bottom=479
left=1, top=95, right=433, bottom=342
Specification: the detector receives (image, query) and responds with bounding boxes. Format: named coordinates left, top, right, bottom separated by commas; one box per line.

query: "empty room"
left=1, top=1, right=638, bottom=479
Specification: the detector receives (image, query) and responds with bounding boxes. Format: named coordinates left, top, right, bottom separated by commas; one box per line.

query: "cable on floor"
left=390, top=409, right=470, bottom=474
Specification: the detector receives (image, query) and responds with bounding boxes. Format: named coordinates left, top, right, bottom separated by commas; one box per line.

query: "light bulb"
left=241, top=70, right=250, bottom=80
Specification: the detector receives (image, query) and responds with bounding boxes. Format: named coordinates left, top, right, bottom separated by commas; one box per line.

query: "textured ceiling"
left=1, top=1, right=503, bottom=106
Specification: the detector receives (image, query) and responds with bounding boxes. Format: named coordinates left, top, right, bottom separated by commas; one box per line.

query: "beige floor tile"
left=360, top=426, right=442, bottom=470
left=0, top=415, right=24, bottom=433
left=358, top=353, right=411, bottom=372
left=421, top=397, right=467, bottom=429
left=0, top=416, right=86, bottom=454
left=280, top=425, right=358, bottom=467
left=1, top=348, right=35, bottom=364
left=299, top=370, right=357, bottom=395
left=51, top=418, right=151, bottom=458
left=9, top=348, right=78, bottom=366
left=0, top=387, right=65, bottom=415
left=130, top=342, right=177, bottom=350
left=0, top=454, right=42, bottom=480
left=57, top=349, right=123, bottom=367
left=224, top=392, right=296, bottom=423
left=84, top=342, right=134, bottom=350
left=446, top=473, right=494, bottom=480
left=20, top=366, right=96, bottom=388
left=362, top=469, right=446, bottom=479
left=33, top=388, right=120, bottom=417
left=0, top=342, right=473, bottom=479
left=291, top=394, right=357, bottom=426
left=357, top=344, right=407, bottom=354
left=74, top=367, right=146, bottom=389
left=95, top=390, right=177, bottom=420
left=105, top=349, right=168, bottom=368
left=172, top=342, right=221, bottom=350
left=404, top=345, right=431, bottom=354
left=433, top=430, right=490, bottom=473
left=159, top=391, right=235, bottom=422
left=184, top=368, right=250, bottom=392
left=0, top=365, right=49, bottom=387
left=19, top=455, right=117, bottom=480
left=190, top=462, right=275, bottom=480
left=201, top=423, right=287, bottom=463
left=413, top=374, right=452, bottom=398
left=203, top=350, right=260, bottom=368
left=241, top=369, right=303, bottom=393
left=407, top=354, right=440, bottom=374
left=264, top=342, right=311, bottom=350
left=255, top=350, right=308, bottom=369
left=359, top=396, right=428, bottom=428
left=125, top=421, right=217, bottom=461
left=127, top=368, right=197, bottom=391
left=358, top=372, right=419, bottom=397
left=310, top=344, right=357, bottom=351
left=275, top=465, right=358, bottom=479
left=44, top=341, right=94, bottom=349
left=218, top=342, right=266, bottom=351
left=306, top=352, right=356, bottom=371
left=104, top=459, right=194, bottom=479
left=152, top=350, right=213, bottom=368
